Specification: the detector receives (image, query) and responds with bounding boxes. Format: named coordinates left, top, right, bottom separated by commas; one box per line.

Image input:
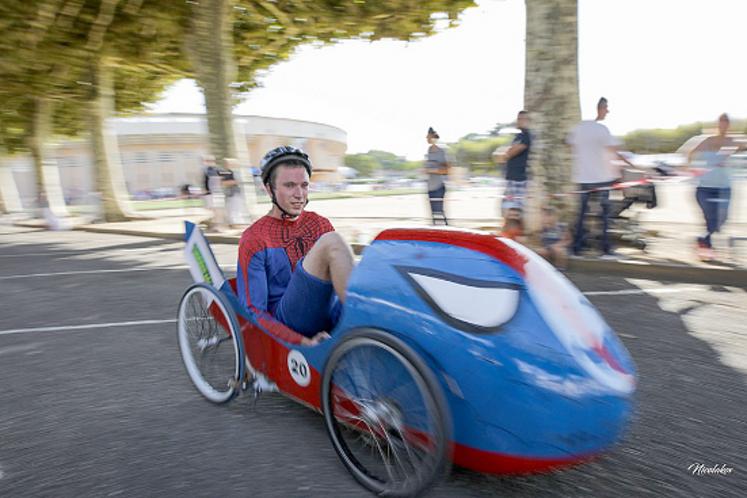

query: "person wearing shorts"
left=237, top=146, right=354, bottom=346
left=501, top=110, right=532, bottom=214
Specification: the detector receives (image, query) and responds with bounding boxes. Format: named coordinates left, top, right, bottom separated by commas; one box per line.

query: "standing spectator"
left=567, top=97, right=634, bottom=259
left=221, top=157, right=243, bottom=228
left=424, top=127, right=450, bottom=225
left=501, top=110, right=532, bottom=214
left=250, top=166, right=264, bottom=197
left=687, top=113, right=745, bottom=261
left=202, top=154, right=218, bottom=197
left=180, top=183, right=192, bottom=199
left=201, top=154, right=225, bottom=231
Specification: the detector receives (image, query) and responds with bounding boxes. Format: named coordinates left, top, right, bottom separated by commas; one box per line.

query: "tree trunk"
left=89, top=56, right=139, bottom=222
left=231, top=118, right=257, bottom=221
left=523, top=0, right=581, bottom=229
left=29, top=96, right=70, bottom=219
left=0, top=156, right=24, bottom=214
left=189, top=0, right=255, bottom=221
left=190, top=0, right=238, bottom=164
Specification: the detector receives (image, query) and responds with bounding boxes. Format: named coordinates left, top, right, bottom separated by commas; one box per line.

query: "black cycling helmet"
left=260, top=146, right=313, bottom=218
left=260, top=146, right=312, bottom=186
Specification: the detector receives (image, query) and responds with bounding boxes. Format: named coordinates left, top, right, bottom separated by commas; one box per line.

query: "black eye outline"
left=395, top=265, right=522, bottom=334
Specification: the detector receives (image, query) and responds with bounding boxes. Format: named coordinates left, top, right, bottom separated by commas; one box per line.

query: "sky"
left=149, top=0, right=747, bottom=159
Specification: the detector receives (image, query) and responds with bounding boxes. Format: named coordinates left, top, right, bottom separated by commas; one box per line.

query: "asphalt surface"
left=0, top=226, right=745, bottom=497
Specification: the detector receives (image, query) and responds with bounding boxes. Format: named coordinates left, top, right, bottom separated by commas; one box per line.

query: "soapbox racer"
left=177, top=222, right=637, bottom=496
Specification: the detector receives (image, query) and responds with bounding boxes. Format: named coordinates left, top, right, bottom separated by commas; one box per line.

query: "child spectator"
left=537, top=206, right=570, bottom=270
left=500, top=217, right=525, bottom=242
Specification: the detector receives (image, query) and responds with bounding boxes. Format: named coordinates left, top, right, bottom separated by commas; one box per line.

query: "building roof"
left=113, top=113, right=347, bottom=144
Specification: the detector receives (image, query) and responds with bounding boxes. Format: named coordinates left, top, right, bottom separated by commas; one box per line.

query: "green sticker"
left=192, top=245, right=213, bottom=285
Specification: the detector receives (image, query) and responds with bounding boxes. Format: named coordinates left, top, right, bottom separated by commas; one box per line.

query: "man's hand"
left=301, top=331, right=331, bottom=346
left=492, top=146, right=509, bottom=164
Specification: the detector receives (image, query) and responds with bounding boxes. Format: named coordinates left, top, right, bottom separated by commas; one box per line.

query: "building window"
left=159, top=152, right=175, bottom=163
left=135, top=152, right=148, bottom=164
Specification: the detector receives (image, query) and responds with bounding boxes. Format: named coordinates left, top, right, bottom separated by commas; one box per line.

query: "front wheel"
left=322, top=329, right=451, bottom=497
left=177, top=283, right=244, bottom=403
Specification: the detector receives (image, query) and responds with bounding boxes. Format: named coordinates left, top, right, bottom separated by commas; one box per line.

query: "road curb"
left=567, top=258, right=747, bottom=288
left=19, top=221, right=746, bottom=289
left=74, top=224, right=242, bottom=245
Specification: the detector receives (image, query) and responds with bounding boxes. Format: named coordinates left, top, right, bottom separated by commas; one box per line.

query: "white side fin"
left=184, top=222, right=226, bottom=289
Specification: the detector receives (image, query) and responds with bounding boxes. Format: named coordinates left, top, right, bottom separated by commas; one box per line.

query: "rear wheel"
left=322, top=329, right=450, bottom=497
left=177, top=283, right=244, bottom=403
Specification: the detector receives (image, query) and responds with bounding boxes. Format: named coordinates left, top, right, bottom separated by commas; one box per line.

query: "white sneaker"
left=599, top=252, right=623, bottom=261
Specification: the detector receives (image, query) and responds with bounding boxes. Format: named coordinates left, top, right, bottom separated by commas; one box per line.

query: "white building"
left=5, top=113, right=347, bottom=206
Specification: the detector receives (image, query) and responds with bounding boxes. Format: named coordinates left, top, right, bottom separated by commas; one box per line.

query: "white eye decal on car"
left=397, top=266, right=521, bottom=333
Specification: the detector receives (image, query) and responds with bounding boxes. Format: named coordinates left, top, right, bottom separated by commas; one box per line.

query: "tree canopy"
left=621, top=120, right=747, bottom=154
left=345, top=150, right=421, bottom=178
left=0, top=1, right=189, bottom=152
left=189, top=0, right=476, bottom=162
left=230, top=0, right=475, bottom=94
left=0, top=0, right=476, bottom=153
left=450, top=133, right=510, bottom=174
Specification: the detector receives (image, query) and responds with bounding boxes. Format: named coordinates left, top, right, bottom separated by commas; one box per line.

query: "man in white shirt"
left=567, top=97, right=634, bottom=258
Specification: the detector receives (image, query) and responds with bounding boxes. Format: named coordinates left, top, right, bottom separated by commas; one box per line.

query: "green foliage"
left=450, top=134, right=510, bottom=174
left=230, top=0, right=476, bottom=94
left=345, top=153, right=380, bottom=177
left=367, top=150, right=404, bottom=170
left=0, top=0, right=475, bottom=153
left=623, top=118, right=747, bottom=154
left=488, top=122, right=513, bottom=136
left=0, top=1, right=83, bottom=151
left=0, top=1, right=189, bottom=153
left=399, top=159, right=423, bottom=174
left=346, top=132, right=513, bottom=179
left=622, top=123, right=704, bottom=154
left=345, top=149, right=421, bottom=178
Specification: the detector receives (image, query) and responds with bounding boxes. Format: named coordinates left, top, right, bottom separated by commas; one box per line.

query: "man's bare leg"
left=301, top=232, right=354, bottom=302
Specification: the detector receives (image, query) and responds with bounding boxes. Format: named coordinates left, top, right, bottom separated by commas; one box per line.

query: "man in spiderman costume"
left=237, top=146, right=354, bottom=346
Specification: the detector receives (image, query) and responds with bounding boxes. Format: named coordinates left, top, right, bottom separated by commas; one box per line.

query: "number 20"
left=291, top=359, right=308, bottom=378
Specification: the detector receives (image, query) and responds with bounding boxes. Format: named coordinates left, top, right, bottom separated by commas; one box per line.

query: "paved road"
left=0, top=226, right=745, bottom=497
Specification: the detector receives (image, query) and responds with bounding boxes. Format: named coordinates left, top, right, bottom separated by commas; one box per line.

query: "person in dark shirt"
left=501, top=110, right=531, bottom=215
left=201, top=154, right=224, bottom=230
left=202, top=155, right=219, bottom=194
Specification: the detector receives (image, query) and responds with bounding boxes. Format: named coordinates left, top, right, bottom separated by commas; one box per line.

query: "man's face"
left=506, top=208, right=522, bottom=221
left=427, top=135, right=437, bottom=144
left=718, top=116, right=730, bottom=135
left=267, top=164, right=309, bottom=217
left=517, top=113, right=529, bottom=129
left=598, top=102, right=609, bottom=120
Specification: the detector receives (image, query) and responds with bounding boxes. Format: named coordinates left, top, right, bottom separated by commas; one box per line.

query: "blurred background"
left=2, top=3, right=747, bottom=497
left=2, top=0, right=746, bottom=225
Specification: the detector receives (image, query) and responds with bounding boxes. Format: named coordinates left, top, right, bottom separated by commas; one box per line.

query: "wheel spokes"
left=331, top=367, right=438, bottom=490
left=182, top=289, right=237, bottom=395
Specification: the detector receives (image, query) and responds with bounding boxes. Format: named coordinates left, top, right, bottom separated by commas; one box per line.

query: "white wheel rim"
left=177, top=286, right=240, bottom=403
